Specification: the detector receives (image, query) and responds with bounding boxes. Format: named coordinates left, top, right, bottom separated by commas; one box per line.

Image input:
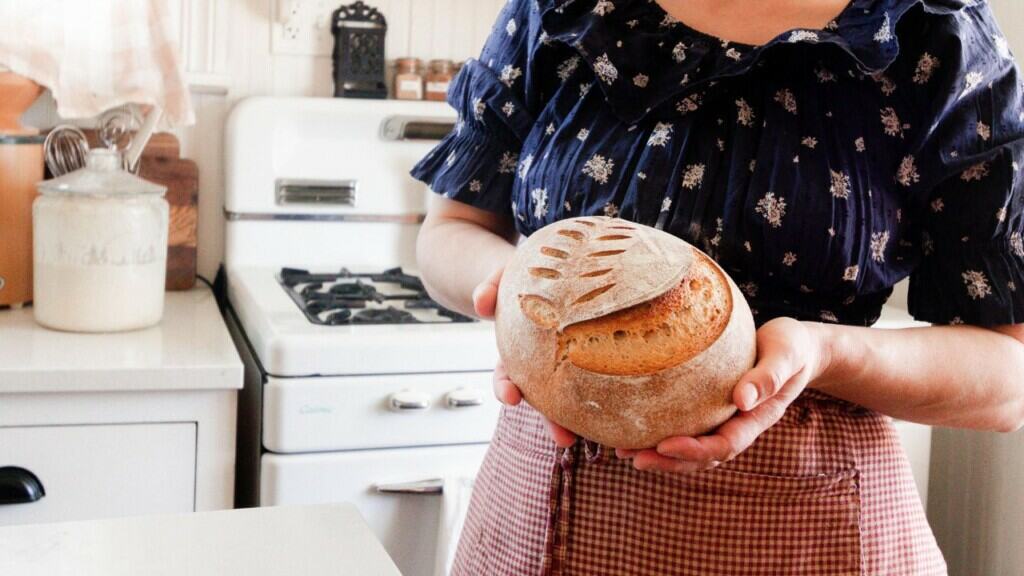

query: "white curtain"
left=0, top=0, right=193, bottom=128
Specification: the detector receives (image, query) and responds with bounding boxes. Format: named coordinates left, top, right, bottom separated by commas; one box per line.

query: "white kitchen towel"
left=0, top=0, right=193, bottom=128
left=434, top=475, right=475, bottom=576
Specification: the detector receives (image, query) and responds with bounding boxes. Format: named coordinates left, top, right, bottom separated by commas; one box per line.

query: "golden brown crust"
left=560, top=253, right=731, bottom=376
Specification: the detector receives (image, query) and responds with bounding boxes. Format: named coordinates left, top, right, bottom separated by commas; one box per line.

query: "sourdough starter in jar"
left=33, top=148, right=168, bottom=332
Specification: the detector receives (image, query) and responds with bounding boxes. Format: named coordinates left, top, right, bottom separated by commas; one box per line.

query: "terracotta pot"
left=0, top=72, right=43, bottom=136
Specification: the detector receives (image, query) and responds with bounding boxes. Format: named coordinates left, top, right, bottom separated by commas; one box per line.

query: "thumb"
left=472, top=266, right=504, bottom=319
left=733, top=346, right=800, bottom=412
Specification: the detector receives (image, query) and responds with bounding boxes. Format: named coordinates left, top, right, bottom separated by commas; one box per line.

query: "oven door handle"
left=374, top=478, right=444, bottom=495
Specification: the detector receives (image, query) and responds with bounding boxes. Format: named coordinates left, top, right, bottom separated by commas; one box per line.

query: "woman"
left=412, top=0, right=1024, bottom=573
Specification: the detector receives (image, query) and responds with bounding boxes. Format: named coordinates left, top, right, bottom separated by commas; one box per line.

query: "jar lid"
left=37, top=148, right=166, bottom=197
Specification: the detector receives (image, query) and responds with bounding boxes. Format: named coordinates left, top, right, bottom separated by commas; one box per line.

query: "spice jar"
left=394, top=58, right=424, bottom=100
left=425, top=59, right=455, bottom=102
left=33, top=148, right=169, bottom=333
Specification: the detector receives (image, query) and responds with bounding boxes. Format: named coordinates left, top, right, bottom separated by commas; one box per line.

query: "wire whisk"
left=98, top=105, right=141, bottom=174
left=43, top=125, right=89, bottom=177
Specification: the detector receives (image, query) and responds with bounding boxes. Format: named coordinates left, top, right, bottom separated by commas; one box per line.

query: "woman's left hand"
left=616, top=317, right=829, bottom=474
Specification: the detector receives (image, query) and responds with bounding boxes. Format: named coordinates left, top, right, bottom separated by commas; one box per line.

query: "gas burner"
left=372, top=267, right=425, bottom=291
left=278, top=267, right=475, bottom=326
left=329, top=280, right=380, bottom=300
left=325, top=309, right=353, bottom=325
left=351, top=307, right=417, bottom=324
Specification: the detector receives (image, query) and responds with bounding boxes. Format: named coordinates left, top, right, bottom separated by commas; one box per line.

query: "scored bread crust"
left=496, top=216, right=756, bottom=449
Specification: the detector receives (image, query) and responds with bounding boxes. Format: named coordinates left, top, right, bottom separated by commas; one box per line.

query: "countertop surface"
left=0, top=287, right=242, bottom=394
left=0, top=504, right=402, bottom=576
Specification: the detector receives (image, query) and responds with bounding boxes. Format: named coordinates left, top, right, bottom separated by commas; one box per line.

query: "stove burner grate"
left=351, top=307, right=416, bottom=324
left=279, top=267, right=475, bottom=326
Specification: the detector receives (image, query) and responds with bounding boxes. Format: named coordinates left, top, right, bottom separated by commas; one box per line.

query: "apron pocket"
left=564, top=462, right=862, bottom=576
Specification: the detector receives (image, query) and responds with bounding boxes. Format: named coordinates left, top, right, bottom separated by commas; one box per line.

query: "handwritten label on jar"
left=398, top=80, right=423, bottom=98
left=426, top=81, right=450, bottom=94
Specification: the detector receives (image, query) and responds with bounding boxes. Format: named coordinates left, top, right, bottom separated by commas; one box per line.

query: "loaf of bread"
left=495, top=216, right=756, bottom=449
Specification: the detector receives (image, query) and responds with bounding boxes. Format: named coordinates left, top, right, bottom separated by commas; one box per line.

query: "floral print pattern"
left=774, top=89, right=798, bottom=114
left=582, top=154, right=614, bottom=184
left=755, top=192, right=786, bottom=228
left=412, top=0, right=1024, bottom=327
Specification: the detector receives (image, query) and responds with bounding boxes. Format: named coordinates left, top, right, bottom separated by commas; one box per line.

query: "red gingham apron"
left=452, top=390, right=946, bottom=575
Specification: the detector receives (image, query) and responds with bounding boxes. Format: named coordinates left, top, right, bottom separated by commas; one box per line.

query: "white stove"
left=222, top=97, right=499, bottom=576
left=228, top=265, right=496, bottom=377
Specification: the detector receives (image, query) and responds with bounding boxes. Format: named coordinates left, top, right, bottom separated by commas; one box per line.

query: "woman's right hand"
left=473, top=267, right=577, bottom=448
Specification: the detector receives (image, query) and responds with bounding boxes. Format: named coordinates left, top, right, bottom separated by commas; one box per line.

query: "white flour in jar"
left=33, top=194, right=168, bottom=332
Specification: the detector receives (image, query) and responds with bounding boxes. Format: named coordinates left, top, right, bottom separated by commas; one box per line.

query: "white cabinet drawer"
left=262, top=443, right=489, bottom=576
left=0, top=423, right=196, bottom=526
left=264, top=372, right=500, bottom=453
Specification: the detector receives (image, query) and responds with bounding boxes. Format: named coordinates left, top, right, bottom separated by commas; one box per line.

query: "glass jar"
left=394, top=57, right=423, bottom=100
left=425, top=59, right=455, bottom=102
left=33, top=148, right=169, bottom=333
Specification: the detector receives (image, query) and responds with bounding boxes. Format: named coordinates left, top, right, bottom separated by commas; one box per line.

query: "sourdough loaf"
left=495, top=216, right=756, bottom=449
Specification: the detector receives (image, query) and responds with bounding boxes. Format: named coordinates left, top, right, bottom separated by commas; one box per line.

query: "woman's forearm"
left=417, top=198, right=517, bottom=317
left=808, top=322, right=1024, bottom=432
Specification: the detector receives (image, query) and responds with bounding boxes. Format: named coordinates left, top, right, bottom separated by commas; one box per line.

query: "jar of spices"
left=425, top=59, right=455, bottom=102
left=394, top=58, right=423, bottom=100
left=33, top=148, right=169, bottom=332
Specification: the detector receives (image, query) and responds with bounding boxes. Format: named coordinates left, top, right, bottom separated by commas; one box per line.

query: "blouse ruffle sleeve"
left=410, top=0, right=542, bottom=215
left=907, top=3, right=1024, bottom=325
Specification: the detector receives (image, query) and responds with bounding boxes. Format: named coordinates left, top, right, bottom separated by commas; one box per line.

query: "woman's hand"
left=474, top=267, right=578, bottom=448
left=616, top=317, right=828, bottom=474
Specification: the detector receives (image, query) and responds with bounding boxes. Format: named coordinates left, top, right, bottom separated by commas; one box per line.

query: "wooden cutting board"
left=81, top=131, right=198, bottom=291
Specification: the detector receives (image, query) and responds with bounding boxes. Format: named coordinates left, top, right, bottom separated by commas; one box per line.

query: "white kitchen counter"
left=0, top=504, right=402, bottom=576
left=0, top=286, right=243, bottom=524
left=0, top=287, right=242, bottom=394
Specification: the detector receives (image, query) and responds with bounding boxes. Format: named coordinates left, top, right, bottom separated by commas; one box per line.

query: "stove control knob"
left=389, top=391, right=431, bottom=412
left=446, top=388, right=483, bottom=409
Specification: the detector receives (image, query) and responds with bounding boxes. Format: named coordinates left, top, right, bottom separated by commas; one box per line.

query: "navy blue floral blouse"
left=411, top=0, right=1024, bottom=327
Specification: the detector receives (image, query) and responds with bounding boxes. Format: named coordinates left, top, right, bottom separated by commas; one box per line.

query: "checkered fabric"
left=451, top=390, right=946, bottom=576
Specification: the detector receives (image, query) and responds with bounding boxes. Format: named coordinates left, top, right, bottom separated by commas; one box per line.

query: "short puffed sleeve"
left=906, top=3, right=1024, bottom=326
left=410, top=0, right=547, bottom=215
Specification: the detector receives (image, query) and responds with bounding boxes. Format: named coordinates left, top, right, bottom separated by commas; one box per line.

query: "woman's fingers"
left=492, top=361, right=522, bottom=406
left=493, top=359, right=574, bottom=446
left=630, top=450, right=717, bottom=474
left=544, top=417, right=577, bottom=448
left=472, top=267, right=504, bottom=319
left=733, top=344, right=800, bottom=412
left=654, top=375, right=805, bottom=466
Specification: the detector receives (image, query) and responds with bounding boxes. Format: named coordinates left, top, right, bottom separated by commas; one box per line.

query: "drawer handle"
left=0, top=466, right=45, bottom=505
left=446, top=388, right=483, bottom=409
left=375, top=478, right=443, bottom=495
left=388, top=391, right=431, bottom=411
